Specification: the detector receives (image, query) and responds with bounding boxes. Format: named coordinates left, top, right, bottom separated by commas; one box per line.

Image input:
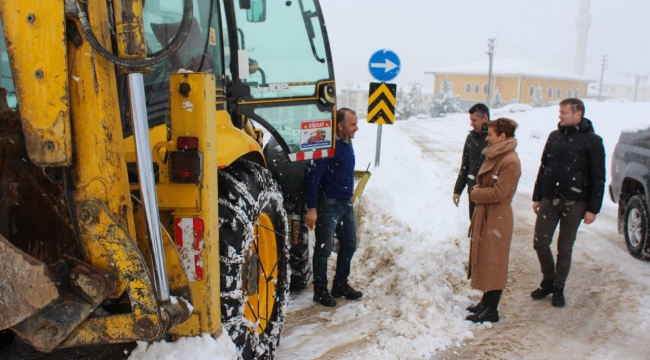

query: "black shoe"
left=531, top=279, right=555, bottom=299
left=466, top=305, right=499, bottom=323
left=466, top=302, right=485, bottom=314
left=552, top=287, right=565, bottom=307
left=313, top=286, right=337, bottom=307
left=331, top=279, right=363, bottom=300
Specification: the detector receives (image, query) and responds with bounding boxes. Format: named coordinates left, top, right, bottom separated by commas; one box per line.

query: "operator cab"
left=120, top=0, right=336, bottom=161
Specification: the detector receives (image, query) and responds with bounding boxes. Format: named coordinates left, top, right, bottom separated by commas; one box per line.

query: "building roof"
left=425, top=57, right=596, bottom=82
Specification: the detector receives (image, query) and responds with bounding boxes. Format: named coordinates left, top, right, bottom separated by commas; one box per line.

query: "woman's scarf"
left=482, top=137, right=517, bottom=160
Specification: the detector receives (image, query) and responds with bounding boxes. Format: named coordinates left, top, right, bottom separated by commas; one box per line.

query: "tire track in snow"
left=398, top=121, right=463, bottom=167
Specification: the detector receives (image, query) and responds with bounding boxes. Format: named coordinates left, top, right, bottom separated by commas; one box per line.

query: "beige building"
left=587, top=75, right=649, bottom=102
left=425, top=58, right=594, bottom=109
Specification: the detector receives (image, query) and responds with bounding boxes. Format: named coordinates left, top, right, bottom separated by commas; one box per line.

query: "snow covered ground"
left=130, top=100, right=650, bottom=359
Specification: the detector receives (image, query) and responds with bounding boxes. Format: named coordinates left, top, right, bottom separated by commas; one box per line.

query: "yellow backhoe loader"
left=0, top=0, right=370, bottom=358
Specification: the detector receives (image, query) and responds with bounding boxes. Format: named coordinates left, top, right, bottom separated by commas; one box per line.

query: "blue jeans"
left=312, top=198, right=357, bottom=287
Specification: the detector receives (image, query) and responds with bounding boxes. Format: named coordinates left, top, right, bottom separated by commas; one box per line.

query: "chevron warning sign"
left=367, top=82, right=396, bottom=125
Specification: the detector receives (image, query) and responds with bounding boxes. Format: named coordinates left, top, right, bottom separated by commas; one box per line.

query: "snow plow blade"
left=352, top=170, right=372, bottom=213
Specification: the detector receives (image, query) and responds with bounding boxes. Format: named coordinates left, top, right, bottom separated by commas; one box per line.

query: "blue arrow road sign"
left=369, top=50, right=401, bottom=82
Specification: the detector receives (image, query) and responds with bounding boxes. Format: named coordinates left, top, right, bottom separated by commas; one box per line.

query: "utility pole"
left=634, top=74, right=648, bottom=102
left=486, top=38, right=495, bottom=104
left=598, top=55, right=607, bottom=101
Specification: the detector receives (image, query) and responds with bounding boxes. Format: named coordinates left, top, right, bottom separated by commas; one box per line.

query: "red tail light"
left=177, top=137, right=199, bottom=151
left=169, top=151, right=203, bottom=183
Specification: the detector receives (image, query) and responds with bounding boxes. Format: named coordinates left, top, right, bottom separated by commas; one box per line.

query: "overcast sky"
left=319, top=0, right=650, bottom=86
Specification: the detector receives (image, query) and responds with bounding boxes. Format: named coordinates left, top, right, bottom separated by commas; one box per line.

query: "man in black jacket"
left=530, top=98, right=605, bottom=307
left=453, top=103, right=489, bottom=219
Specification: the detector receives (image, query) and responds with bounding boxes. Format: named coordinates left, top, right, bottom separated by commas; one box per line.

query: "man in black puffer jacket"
left=453, top=103, right=490, bottom=219
left=530, top=98, right=605, bottom=308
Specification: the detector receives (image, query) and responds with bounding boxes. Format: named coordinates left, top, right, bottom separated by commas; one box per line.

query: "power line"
left=498, top=40, right=601, bottom=61
left=496, top=44, right=601, bottom=64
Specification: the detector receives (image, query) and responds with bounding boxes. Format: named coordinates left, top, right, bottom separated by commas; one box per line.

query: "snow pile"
left=128, top=332, right=237, bottom=360
left=348, top=196, right=477, bottom=357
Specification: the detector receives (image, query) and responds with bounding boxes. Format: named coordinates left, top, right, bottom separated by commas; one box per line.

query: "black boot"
left=331, top=278, right=363, bottom=300
left=466, top=290, right=501, bottom=323
left=531, top=278, right=555, bottom=299
left=466, top=302, right=485, bottom=314
left=466, top=292, right=487, bottom=313
left=552, top=286, right=565, bottom=307
left=466, top=305, right=499, bottom=323
left=313, top=285, right=337, bottom=307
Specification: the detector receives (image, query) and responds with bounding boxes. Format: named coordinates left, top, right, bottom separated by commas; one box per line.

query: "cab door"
left=223, top=0, right=336, bottom=161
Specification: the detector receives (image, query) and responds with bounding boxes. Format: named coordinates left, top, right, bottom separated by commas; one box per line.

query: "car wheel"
left=624, top=194, right=650, bottom=260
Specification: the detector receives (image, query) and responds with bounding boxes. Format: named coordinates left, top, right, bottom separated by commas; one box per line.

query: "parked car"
left=610, top=127, right=650, bottom=259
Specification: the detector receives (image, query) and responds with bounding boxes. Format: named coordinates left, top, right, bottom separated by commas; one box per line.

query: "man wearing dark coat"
left=530, top=98, right=605, bottom=307
left=304, top=108, right=363, bottom=307
left=453, top=103, right=490, bottom=219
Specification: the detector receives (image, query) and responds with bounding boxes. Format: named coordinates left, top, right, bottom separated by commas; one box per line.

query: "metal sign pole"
left=368, top=49, right=399, bottom=168
left=375, top=124, right=382, bottom=167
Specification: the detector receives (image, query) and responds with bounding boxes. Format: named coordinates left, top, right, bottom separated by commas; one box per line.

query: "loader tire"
left=289, top=219, right=312, bottom=292
left=219, top=159, right=290, bottom=359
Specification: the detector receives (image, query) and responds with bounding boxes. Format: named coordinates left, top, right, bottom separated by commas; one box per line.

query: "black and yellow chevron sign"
left=367, top=82, right=396, bottom=125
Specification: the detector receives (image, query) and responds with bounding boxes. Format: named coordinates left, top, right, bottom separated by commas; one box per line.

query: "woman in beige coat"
left=465, top=118, right=521, bottom=323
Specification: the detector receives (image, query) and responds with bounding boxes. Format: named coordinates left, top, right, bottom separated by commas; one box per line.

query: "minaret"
left=574, top=0, right=592, bottom=75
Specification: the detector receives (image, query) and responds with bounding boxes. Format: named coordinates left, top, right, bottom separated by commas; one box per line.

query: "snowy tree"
left=395, top=88, right=413, bottom=120
left=408, top=83, right=426, bottom=115
left=491, top=89, right=505, bottom=109
left=531, top=85, right=544, bottom=107
left=395, top=84, right=426, bottom=120
left=428, top=78, right=463, bottom=117
left=395, top=84, right=424, bottom=120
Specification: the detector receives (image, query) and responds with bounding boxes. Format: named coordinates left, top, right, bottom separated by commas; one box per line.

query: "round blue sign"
left=368, top=49, right=401, bottom=82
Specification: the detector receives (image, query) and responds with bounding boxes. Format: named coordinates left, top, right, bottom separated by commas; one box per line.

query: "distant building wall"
left=435, top=74, right=487, bottom=102
left=492, top=76, right=520, bottom=103
left=519, top=78, right=588, bottom=104
left=598, top=83, right=649, bottom=102
left=434, top=74, right=589, bottom=108
left=338, top=88, right=369, bottom=116
left=340, top=84, right=434, bottom=117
